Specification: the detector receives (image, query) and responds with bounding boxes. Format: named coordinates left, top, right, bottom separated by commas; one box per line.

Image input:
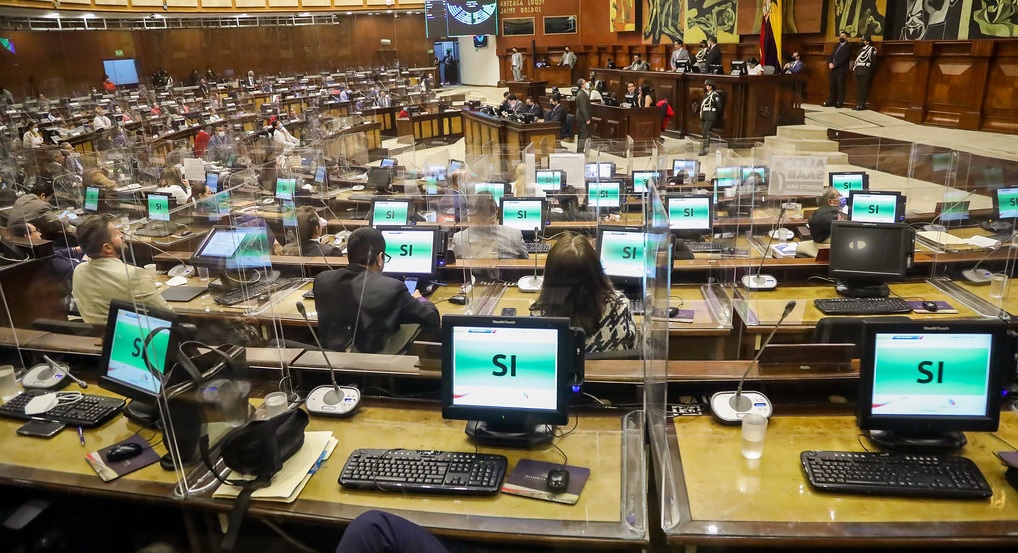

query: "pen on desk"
left=77, top=426, right=85, bottom=447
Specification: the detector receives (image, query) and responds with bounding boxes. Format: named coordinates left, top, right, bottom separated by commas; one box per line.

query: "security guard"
left=698, top=80, right=721, bottom=156
left=853, top=35, right=877, bottom=111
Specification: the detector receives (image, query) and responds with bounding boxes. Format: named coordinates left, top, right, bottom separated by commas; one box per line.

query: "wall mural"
left=613, top=0, right=639, bottom=31
left=644, top=0, right=685, bottom=42
left=834, top=0, right=887, bottom=37
left=685, top=0, right=741, bottom=43
left=890, top=0, right=1018, bottom=39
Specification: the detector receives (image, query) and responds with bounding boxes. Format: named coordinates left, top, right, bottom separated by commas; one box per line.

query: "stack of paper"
left=213, top=431, right=337, bottom=503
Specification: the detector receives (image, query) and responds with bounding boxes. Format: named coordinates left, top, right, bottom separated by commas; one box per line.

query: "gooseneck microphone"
left=43, top=355, right=87, bottom=389
left=296, top=301, right=360, bottom=417
left=710, top=299, right=797, bottom=424
left=517, top=226, right=544, bottom=292
left=741, top=204, right=787, bottom=291
left=141, top=239, right=195, bottom=278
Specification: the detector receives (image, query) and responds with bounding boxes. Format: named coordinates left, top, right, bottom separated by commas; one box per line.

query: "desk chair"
left=31, top=318, right=102, bottom=337
left=812, top=316, right=911, bottom=358
left=586, top=348, right=641, bottom=360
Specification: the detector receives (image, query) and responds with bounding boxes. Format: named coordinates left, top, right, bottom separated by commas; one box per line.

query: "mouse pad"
left=907, top=300, right=958, bottom=314
left=501, top=458, right=590, bottom=505
left=85, top=434, right=160, bottom=482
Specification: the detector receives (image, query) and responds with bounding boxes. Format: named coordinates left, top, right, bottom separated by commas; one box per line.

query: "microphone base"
left=517, top=275, right=544, bottom=293
left=306, top=385, right=361, bottom=418
left=741, top=274, right=777, bottom=290
left=962, top=268, right=993, bottom=284
left=710, top=391, right=773, bottom=425
left=168, top=263, right=195, bottom=278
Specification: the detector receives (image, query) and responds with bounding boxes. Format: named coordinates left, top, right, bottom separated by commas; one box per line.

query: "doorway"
left=434, top=41, right=460, bottom=85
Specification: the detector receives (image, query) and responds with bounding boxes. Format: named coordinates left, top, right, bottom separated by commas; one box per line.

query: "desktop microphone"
left=43, top=355, right=87, bottom=389
left=517, top=226, right=544, bottom=292
left=142, top=239, right=195, bottom=278
left=740, top=204, right=787, bottom=291
left=710, top=299, right=796, bottom=425
left=961, top=241, right=1005, bottom=284
left=296, top=301, right=360, bottom=417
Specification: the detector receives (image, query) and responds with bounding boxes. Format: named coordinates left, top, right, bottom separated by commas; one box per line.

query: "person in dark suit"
left=281, top=206, right=343, bottom=258
left=314, top=227, right=440, bottom=353
left=547, top=93, right=569, bottom=139
left=575, top=78, right=592, bottom=152
left=705, top=37, right=722, bottom=69
left=824, top=30, right=852, bottom=108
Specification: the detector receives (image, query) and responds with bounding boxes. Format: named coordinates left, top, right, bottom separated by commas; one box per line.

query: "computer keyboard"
left=813, top=297, right=912, bottom=315
left=801, top=450, right=992, bottom=499
left=214, top=276, right=311, bottom=306
left=114, top=183, right=142, bottom=192
left=684, top=241, right=725, bottom=253
left=339, top=448, right=508, bottom=495
left=0, top=389, right=126, bottom=428
left=525, top=242, right=551, bottom=254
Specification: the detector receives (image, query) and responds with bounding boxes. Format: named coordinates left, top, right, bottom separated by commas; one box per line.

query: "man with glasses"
left=71, top=214, right=171, bottom=324
left=313, top=227, right=439, bottom=353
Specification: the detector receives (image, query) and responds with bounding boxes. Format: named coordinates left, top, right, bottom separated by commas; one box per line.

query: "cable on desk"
left=857, top=434, right=872, bottom=453
left=807, top=275, right=837, bottom=285
left=553, top=411, right=580, bottom=439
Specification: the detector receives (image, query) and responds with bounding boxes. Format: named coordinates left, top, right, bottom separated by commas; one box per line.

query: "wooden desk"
left=534, top=66, right=574, bottom=88
left=395, top=110, right=463, bottom=145
left=508, top=81, right=548, bottom=103
left=590, top=104, right=662, bottom=144
left=462, top=109, right=560, bottom=176
left=665, top=412, right=1018, bottom=547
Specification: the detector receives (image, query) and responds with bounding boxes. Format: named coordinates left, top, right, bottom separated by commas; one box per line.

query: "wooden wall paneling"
left=923, top=43, right=981, bottom=129
left=879, top=41, right=924, bottom=121
left=904, top=41, right=933, bottom=125
left=981, top=41, right=1018, bottom=135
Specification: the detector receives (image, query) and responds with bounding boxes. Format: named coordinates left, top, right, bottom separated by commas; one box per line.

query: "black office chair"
left=812, top=316, right=912, bottom=358
left=586, top=348, right=641, bottom=360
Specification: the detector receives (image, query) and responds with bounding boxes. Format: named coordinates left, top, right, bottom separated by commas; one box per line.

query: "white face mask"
left=217, top=131, right=225, bottom=137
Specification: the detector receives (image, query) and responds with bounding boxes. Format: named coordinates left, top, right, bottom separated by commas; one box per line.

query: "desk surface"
left=665, top=412, right=1018, bottom=546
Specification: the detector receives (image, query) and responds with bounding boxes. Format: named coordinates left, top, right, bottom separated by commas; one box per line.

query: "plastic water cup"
left=989, top=274, right=1009, bottom=299
left=144, top=264, right=157, bottom=278
left=263, top=391, right=289, bottom=418
left=741, top=413, right=768, bottom=460
left=197, top=266, right=210, bottom=283
left=0, top=365, right=17, bottom=402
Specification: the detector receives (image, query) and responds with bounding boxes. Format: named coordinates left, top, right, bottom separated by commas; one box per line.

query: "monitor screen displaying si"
left=848, top=190, right=905, bottom=224
left=500, top=198, right=546, bottom=234
left=205, top=172, right=219, bottom=194
left=994, top=187, right=1018, bottom=220
left=371, top=199, right=411, bottom=227
left=275, top=178, right=296, bottom=201
left=857, top=320, right=1008, bottom=450
left=829, top=171, right=869, bottom=192
left=191, top=226, right=272, bottom=271
left=83, top=186, right=100, bottom=212
left=381, top=228, right=438, bottom=277
left=587, top=181, right=622, bottom=209
left=585, top=162, right=614, bottom=180
left=535, top=170, right=565, bottom=193
left=99, top=301, right=177, bottom=398
left=148, top=194, right=171, bottom=222
left=672, top=159, right=699, bottom=180
left=741, top=166, right=767, bottom=183
left=667, top=194, right=714, bottom=234
left=474, top=181, right=507, bottom=206
left=379, top=158, right=397, bottom=168
left=632, top=170, right=660, bottom=194
left=597, top=226, right=646, bottom=285
left=714, top=166, right=740, bottom=189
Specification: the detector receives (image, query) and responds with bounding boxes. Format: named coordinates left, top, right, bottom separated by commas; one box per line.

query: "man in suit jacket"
left=560, top=47, right=577, bottom=68
left=547, top=93, right=569, bottom=139
left=705, top=38, right=722, bottom=69
left=575, top=78, right=592, bottom=152
left=314, top=227, right=440, bottom=353
left=824, top=30, right=852, bottom=108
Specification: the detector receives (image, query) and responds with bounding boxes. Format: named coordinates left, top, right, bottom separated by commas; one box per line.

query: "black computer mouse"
left=668, top=306, right=681, bottom=318
left=449, top=294, right=468, bottom=305
left=106, top=442, right=144, bottom=462
left=546, top=468, right=570, bottom=493
left=922, top=300, right=939, bottom=312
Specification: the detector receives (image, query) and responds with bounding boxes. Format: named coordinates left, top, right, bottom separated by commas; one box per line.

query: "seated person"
left=550, top=185, right=597, bottom=222
left=547, top=93, right=569, bottom=139
left=8, top=181, right=74, bottom=241
left=522, top=96, right=544, bottom=119
left=436, top=170, right=468, bottom=222
left=450, top=193, right=529, bottom=260
left=314, top=227, right=439, bottom=353
left=8, top=221, right=83, bottom=288
left=336, top=510, right=463, bottom=553
left=156, top=165, right=192, bottom=204
left=533, top=233, right=638, bottom=353
left=798, top=188, right=845, bottom=258
left=746, top=57, right=764, bottom=75
left=281, top=205, right=343, bottom=258
left=71, top=214, right=171, bottom=324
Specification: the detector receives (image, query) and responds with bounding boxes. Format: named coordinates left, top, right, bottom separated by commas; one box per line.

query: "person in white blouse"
left=155, top=166, right=192, bottom=205
left=92, top=107, right=112, bottom=130
left=270, top=119, right=299, bottom=150
left=22, top=123, right=43, bottom=148
left=746, top=58, right=765, bottom=75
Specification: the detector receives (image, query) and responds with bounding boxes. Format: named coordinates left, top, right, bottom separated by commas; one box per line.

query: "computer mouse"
left=351, top=185, right=366, bottom=191
left=449, top=294, right=468, bottom=305
left=261, top=197, right=274, bottom=205
left=668, top=306, right=680, bottom=318
left=546, top=468, right=569, bottom=493
left=922, top=300, right=939, bottom=312
left=106, top=442, right=144, bottom=462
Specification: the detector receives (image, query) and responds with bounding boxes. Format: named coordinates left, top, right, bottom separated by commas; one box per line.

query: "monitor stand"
left=123, top=399, right=161, bottom=427
left=465, top=420, right=554, bottom=448
left=835, top=279, right=890, bottom=298
left=867, top=430, right=967, bottom=453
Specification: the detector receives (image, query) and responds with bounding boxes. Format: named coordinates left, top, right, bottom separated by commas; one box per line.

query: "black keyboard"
left=0, top=389, right=126, bottom=428
left=525, top=242, right=551, bottom=254
left=134, top=225, right=174, bottom=238
left=801, top=450, right=992, bottom=499
left=339, top=448, right=508, bottom=496
left=214, top=276, right=311, bottom=306
left=685, top=241, right=724, bottom=253
left=813, top=297, right=912, bottom=315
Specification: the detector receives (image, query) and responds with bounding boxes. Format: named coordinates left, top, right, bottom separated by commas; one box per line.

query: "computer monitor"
left=934, top=199, right=970, bottom=224
left=740, top=166, right=767, bottom=184
left=535, top=169, right=565, bottom=193
left=597, top=225, right=646, bottom=289
left=380, top=227, right=438, bottom=278
left=829, top=171, right=869, bottom=192
left=367, top=166, right=393, bottom=191
left=196, top=191, right=232, bottom=222
left=190, top=225, right=273, bottom=273
left=587, top=180, right=622, bottom=209
left=447, top=159, right=464, bottom=174
left=83, top=186, right=100, bottom=212
left=148, top=193, right=171, bottom=223
left=98, top=299, right=179, bottom=426
left=313, top=166, right=328, bottom=186
left=426, top=164, right=447, bottom=183
left=585, top=162, right=615, bottom=180
left=671, top=159, right=699, bottom=181
left=631, top=170, right=660, bottom=194
left=828, top=221, right=914, bottom=298
left=275, top=178, right=296, bottom=201
left=225, top=153, right=238, bottom=168
left=857, top=320, right=1009, bottom=452
left=500, top=198, right=547, bottom=239
left=674, top=59, right=692, bottom=73
left=380, top=158, right=397, bottom=168
left=474, top=181, right=508, bottom=205
left=847, top=190, right=906, bottom=224
left=712, top=166, right=741, bottom=203
left=205, top=172, right=219, bottom=194
left=993, top=186, right=1018, bottom=222
left=623, top=92, right=638, bottom=106
left=441, top=314, right=581, bottom=447
left=667, top=194, right=714, bottom=239
left=730, top=60, right=747, bottom=75
left=370, top=198, right=413, bottom=227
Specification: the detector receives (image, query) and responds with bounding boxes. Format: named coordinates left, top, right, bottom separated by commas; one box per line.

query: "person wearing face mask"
left=823, top=30, right=852, bottom=108
left=852, top=35, right=877, bottom=111
left=207, top=125, right=231, bottom=162
left=575, top=78, right=592, bottom=152
left=808, top=187, right=846, bottom=243
left=93, top=107, right=112, bottom=130
left=270, top=118, right=300, bottom=150
left=282, top=206, right=343, bottom=257
left=697, top=80, right=722, bottom=156
left=22, top=123, right=43, bottom=148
